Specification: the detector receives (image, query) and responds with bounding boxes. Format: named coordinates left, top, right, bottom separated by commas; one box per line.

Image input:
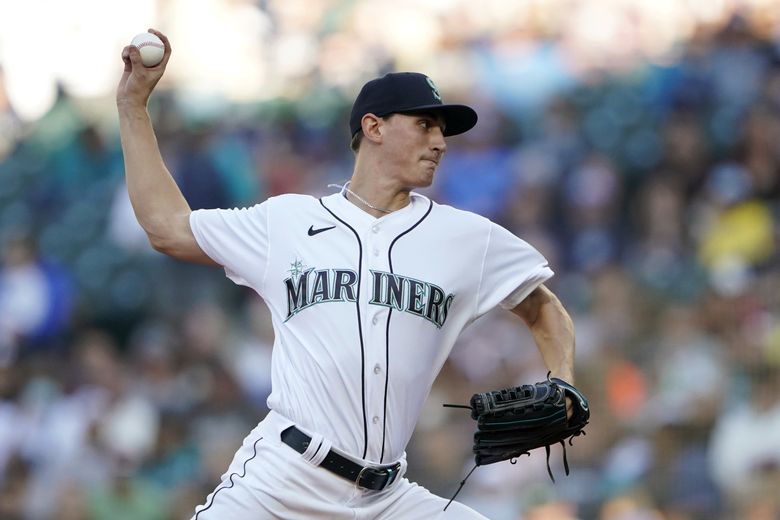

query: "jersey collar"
left=321, top=191, right=430, bottom=229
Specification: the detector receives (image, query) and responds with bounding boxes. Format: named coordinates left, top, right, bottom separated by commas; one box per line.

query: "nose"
left=431, top=127, right=447, bottom=155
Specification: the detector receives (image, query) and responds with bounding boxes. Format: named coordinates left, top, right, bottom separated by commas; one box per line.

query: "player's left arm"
left=511, top=283, right=575, bottom=384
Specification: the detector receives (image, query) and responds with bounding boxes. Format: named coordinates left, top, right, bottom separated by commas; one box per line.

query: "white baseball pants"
left=191, top=410, right=487, bottom=519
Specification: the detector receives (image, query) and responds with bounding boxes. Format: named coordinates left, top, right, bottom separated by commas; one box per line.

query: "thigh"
left=192, top=414, right=357, bottom=520
left=192, top=431, right=290, bottom=520
left=370, top=478, right=488, bottom=520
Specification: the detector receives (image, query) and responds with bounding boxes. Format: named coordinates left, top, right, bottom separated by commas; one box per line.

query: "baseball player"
left=117, top=30, right=576, bottom=519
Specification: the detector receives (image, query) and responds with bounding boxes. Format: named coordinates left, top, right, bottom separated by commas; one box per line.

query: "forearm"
left=513, top=285, right=576, bottom=383
left=118, top=104, right=191, bottom=247
left=530, top=294, right=575, bottom=383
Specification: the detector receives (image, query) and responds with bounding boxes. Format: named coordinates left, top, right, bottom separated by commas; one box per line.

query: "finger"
left=126, top=45, right=143, bottom=67
left=147, top=28, right=171, bottom=53
left=148, top=28, right=165, bottom=41
left=121, top=45, right=133, bottom=72
left=148, top=28, right=172, bottom=66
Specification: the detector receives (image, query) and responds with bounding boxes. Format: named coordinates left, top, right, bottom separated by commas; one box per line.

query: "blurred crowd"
left=2, top=4, right=780, bottom=520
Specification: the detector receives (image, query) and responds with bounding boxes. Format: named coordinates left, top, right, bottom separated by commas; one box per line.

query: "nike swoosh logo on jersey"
left=308, top=225, right=336, bottom=236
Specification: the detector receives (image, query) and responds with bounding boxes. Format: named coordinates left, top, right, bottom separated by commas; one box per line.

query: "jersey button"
left=371, top=225, right=380, bottom=233
left=373, top=248, right=380, bottom=257
left=372, top=316, right=379, bottom=325
left=373, top=363, right=381, bottom=374
left=372, top=416, right=380, bottom=424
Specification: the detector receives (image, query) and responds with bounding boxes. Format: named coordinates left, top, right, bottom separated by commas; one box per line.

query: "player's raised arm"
left=116, top=29, right=216, bottom=266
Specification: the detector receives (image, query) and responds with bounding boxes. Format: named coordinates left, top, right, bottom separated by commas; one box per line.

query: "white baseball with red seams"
left=130, top=32, right=164, bottom=67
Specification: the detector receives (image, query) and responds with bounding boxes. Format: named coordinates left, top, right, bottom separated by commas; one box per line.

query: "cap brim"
left=395, top=104, right=478, bottom=137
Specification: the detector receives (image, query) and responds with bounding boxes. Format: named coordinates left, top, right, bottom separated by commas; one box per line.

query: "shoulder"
left=425, top=196, right=492, bottom=229
left=266, top=193, right=320, bottom=208
left=423, top=197, right=534, bottom=251
left=192, top=194, right=321, bottom=223
left=260, top=193, right=327, bottom=217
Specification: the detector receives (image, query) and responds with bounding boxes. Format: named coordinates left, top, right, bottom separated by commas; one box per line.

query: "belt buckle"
left=356, top=463, right=401, bottom=491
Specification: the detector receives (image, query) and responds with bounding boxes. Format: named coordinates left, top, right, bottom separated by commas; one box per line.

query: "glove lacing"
left=443, top=463, right=478, bottom=511
left=545, top=429, right=587, bottom=482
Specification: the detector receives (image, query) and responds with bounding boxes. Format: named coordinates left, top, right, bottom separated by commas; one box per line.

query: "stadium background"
left=1, top=1, right=780, bottom=518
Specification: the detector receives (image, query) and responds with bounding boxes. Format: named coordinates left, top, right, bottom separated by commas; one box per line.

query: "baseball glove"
left=442, top=375, right=589, bottom=510
left=456, top=374, right=589, bottom=481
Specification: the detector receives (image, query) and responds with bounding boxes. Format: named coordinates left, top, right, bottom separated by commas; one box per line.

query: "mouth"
left=422, top=158, right=439, bottom=167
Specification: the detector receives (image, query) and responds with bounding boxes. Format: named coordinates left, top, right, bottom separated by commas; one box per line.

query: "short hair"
left=350, top=131, right=363, bottom=153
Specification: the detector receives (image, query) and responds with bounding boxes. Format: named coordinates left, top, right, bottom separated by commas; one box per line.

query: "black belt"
left=280, top=426, right=401, bottom=491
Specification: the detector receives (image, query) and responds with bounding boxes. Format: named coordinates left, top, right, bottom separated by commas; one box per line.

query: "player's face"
left=380, top=112, right=447, bottom=188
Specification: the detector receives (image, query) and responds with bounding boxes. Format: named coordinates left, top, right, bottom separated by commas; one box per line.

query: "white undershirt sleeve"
left=189, top=202, right=270, bottom=293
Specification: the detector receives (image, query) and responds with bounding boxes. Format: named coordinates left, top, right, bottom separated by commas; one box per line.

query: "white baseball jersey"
left=190, top=191, right=552, bottom=464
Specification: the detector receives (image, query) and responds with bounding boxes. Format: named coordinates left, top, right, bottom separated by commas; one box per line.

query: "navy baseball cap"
left=349, top=72, right=478, bottom=138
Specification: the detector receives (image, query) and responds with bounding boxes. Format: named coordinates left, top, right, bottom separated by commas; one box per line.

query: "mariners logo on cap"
left=426, top=77, right=442, bottom=102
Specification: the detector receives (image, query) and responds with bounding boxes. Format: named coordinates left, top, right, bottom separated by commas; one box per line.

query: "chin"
left=416, top=170, right=436, bottom=187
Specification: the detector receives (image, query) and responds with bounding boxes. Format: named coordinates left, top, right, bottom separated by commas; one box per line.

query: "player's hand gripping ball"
left=130, top=32, right=164, bottom=67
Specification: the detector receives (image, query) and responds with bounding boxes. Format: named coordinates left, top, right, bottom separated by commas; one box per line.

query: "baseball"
left=131, top=32, right=164, bottom=67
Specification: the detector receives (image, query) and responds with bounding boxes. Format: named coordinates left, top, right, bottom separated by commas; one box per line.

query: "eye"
left=419, top=119, right=432, bottom=129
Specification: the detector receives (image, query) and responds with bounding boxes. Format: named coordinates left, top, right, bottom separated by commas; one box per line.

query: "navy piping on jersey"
left=380, top=198, right=434, bottom=463
left=194, top=437, right=263, bottom=518
left=319, top=198, right=369, bottom=459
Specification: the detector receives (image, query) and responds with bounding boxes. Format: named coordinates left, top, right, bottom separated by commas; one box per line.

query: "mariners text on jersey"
left=190, top=191, right=554, bottom=464
left=284, top=267, right=455, bottom=328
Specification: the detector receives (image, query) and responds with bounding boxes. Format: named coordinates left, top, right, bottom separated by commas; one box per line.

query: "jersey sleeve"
left=475, top=222, right=554, bottom=317
left=189, top=202, right=269, bottom=292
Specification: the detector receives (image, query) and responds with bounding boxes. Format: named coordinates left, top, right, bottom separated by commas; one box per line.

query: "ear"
left=361, top=113, right=384, bottom=144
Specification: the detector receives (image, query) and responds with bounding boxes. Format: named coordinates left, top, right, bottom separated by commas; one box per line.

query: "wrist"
left=549, top=369, right=574, bottom=384
left=117, top=99, right=149, bottom=116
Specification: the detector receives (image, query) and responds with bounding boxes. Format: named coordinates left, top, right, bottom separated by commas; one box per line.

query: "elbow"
left=148, top=234, right=171, bottom=255
left=141, top=212, right=191, bottom=256
left=145, top=227, right=177, bottom=255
